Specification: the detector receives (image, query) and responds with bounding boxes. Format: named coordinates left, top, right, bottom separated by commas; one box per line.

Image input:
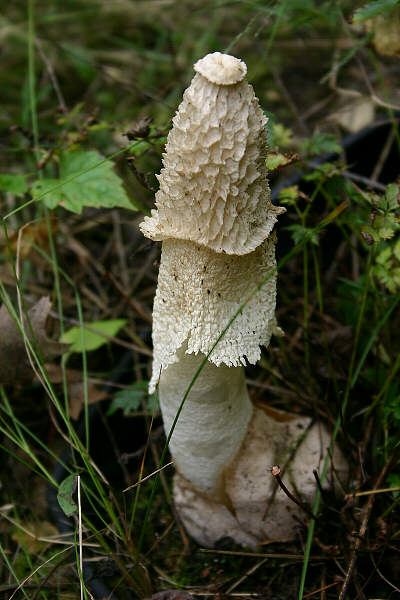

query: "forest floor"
left=0, top=1, right=399, bottom=599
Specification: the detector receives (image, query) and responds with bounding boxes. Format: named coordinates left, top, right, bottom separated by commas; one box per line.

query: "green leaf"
left=107, top=381, right=157, bottom=416
left=304, top=162, right=343, bottom=181
left=360, top=223, right=380, bottom=243
left=393, top=238, right=400, bottom=261
left=31, top=149, right=137, bottom=213
left=353, top=0, right=399, bottom=24
left=57, top=474, right=77, bottom=517
left=286, top=224, right=319, bottom=246
left=374, top=214, right=397, bottom=240
left=375, top=246, right=392, bottom=265
left=387, top=474, right=400, bottom=497
left=300, top=133, right=342, bottom=156
left=0, top=174, right=28, bottom=195
left=382, top=183, right=399, bottom=211
left=266, top=152, right=297, bottom=171
left=60, top=319, right=127, bottom=353
left=278, top=185, right=299, bottom=206
left=270, top=123, right=293, bottom=149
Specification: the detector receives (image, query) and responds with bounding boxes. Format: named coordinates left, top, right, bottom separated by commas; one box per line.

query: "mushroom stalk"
left=141, top=52, right=347, bottom=548
left=159, top=346, right=252, bottom=498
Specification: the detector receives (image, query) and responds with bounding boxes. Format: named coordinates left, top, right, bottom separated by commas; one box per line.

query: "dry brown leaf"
left=335, top=97, right=375, bottom=133
left=68, top=380, right=108, bottom=420
left=2, top=219, right=58, bottom=269
left=11, top=520, right=59, bottom=553
left=0, top=297, right=69, bottom=386
left=44, top=363, right=108, bottom=419
left=365, top=9, right=400, bottom=58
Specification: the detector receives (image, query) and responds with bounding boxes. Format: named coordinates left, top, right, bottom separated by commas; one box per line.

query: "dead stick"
left=271, top=465, right=318, bottom=522
left=338, top=451, right=397, bottom=600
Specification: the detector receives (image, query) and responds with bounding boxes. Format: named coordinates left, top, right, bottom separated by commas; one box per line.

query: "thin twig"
left=77, top=475, right=84, bottom=600
left=200, top=549, right=341, bottom=560
left=123, top=461, right=173, bottom=492
left=338, top=451, right=397, bottom=600
left=271, top=465, right=318, bottom=522
left=345, top=485, right=400, bottom=499
left=302, top=580, right=340, bottom=598
left=225, top=558, right=269, bottom=594
left=35, top=39, right=68, bottom=115
left=8, top=546, right=73, bottom=600
left=16, top=223, right=53, bottom=399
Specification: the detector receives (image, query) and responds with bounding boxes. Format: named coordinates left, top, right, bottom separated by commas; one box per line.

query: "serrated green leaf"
left=300, top=133, right=342, bottom=156
left=375, top=246, right=392, bottom=264
left=30, top=178, right=64, bottom=209
left=286, top=224, right=319, bottom=246
left=383, top=183, right=399, bottom=211
left=353, top=0, right=399, bottom=24
left=31, top=149, right=138, bottom=213
left=0, top=174, right=28, bottom=195
left=60, top=319, right=127, bottom=353
left=266, top=153, right=295, bottom=171
left=378, top=226, right=396, bottom=240
left=393, top=238, right=400, bottom=261
left=374, top=214, right=397, bottom=239
left=361, top=223, right=380, bottom=243
left=57, top=474, right=77, bottom=517
left=304, top=162, right=341, bottom=181
left=278, top=185, right=299, bottom=205
left=107, top=381, right=157, bottom=416
left=270, top=123, right=293, bottom=148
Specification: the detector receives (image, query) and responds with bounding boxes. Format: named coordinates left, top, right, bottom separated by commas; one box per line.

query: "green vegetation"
left=0, top=1, right=399, bottom=598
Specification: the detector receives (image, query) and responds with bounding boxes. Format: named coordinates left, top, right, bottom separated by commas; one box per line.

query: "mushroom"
left=140, top=52, right=347, bottom=548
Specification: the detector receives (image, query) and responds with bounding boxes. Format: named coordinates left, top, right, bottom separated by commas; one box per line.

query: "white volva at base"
left=173, top=405, right=348, bottom=548
left=159, top=347, right=348, bottom=548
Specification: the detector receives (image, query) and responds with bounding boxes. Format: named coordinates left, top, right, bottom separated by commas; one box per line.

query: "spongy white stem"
left=159, top=345, right=253, bottom=497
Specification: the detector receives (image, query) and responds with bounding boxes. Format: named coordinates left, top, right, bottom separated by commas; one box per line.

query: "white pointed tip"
left=194, top=52, right=247, bottom=85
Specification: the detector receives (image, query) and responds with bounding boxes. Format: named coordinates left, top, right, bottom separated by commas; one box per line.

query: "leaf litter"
left=0, top=297, right=69, bottom=386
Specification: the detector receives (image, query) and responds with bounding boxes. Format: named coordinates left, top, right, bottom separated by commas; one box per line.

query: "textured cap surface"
left=140, top=53, right=284, bottom=255
left=194, top=52, right=247, bottom=85
left=149, top=235, right=279, bottom=391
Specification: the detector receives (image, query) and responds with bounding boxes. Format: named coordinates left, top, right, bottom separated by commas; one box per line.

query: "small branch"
left=123, top=462, right=173, bottom=492
left=35, top=40, right=68, bottom=116
left=345, top=485, right=400, bottom=500
left=271, top=465, right=318, bottom=522
left=338, top=451, right=398, bottom=600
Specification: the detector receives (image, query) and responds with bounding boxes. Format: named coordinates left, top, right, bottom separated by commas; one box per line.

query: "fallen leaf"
left=68, top=380, right=108, bottom=420
left=44, top=364, right=108, bottom=420
left=0, top=297, right=69, bottom=386
left=335, top=97, right=375, bottom=133
left=364, top=5, right=400, bottom=57
left=2, top=219, right=57, bottom=265
left=11, top=520, right=59, bottom=553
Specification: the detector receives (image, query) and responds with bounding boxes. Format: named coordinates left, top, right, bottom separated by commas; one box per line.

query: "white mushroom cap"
left=194, top=52, right=247, bottom=85
left=140, top=53, right=284, bottom=255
